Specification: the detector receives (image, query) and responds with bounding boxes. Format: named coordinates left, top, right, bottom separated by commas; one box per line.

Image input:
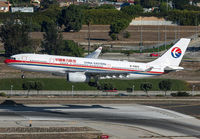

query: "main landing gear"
left=21, top=71, right=25, bottom=79
left=88, top=77, right=99, bottom=87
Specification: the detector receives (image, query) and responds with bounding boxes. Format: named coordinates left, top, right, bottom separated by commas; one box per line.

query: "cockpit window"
left=10, top=57, right=16, bottom=60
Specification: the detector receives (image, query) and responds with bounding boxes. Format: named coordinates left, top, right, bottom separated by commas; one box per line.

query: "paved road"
left=0, top=101, right=200, bottom=139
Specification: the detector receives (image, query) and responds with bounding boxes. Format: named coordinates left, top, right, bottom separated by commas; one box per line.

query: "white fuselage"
left=4, top=54, right=164, bottom=79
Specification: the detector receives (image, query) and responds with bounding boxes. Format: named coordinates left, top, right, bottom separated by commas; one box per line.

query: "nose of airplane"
left=4, top=59, right=10, bottom=64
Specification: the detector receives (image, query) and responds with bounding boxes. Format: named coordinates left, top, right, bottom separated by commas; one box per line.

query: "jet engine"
left=67, top=72, right=90, bottom=82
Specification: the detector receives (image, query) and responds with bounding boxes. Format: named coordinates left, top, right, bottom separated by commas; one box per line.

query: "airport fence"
left=1, top=90, right=200, bottom=96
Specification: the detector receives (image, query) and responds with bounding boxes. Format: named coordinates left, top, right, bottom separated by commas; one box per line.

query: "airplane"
left=4, top=38, right=190, bottom=83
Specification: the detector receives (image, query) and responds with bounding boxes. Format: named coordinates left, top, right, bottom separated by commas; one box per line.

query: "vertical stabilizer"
left=149, top=38, right=190, bottom=66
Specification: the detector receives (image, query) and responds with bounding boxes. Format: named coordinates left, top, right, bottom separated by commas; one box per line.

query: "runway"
left=0, top=101, right=200, bottom=139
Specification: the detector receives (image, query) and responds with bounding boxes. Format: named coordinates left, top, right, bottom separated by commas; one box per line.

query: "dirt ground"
left=30, top=25, right=200, bottom=46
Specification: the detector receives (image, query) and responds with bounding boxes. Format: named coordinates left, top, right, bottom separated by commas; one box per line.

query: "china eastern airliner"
left=4, top=38, right=190, bottom=82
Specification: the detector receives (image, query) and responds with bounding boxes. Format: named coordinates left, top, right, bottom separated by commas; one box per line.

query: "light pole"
left=195, top=14, right=198, bottom=39
left=10, top=85, right=13, bottom=96
left=164, top=24, right=167, bottom=50
left=88, top=22, right=91, bottom=54
left=157, top=20, right=160, bottom=54
left=132, top=85, right=135, bottom=94
left=157, top=20, right=160, bottom=44
left=72, top=85, right=74, bottom=96
left=140, top=17, right=143, bottom=54
left=192, top=85, right=195, bottom=96
left=178, top=16, right=180, bottom=39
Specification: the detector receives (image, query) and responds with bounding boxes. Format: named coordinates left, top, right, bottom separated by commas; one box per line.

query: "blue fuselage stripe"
left=9, top=63, right=161, bottom=76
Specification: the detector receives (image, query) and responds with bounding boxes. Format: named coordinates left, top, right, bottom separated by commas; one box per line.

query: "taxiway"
left=0, top=102, right=199, bottom=139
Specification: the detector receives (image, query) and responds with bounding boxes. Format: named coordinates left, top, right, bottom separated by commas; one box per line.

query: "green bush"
left=156, top=94, right=164, bottom=97
left=171, top=91, right=190, bottom=97
left=170, top=93, right=176, bottom=96
left=110, top=33, right=117, bottom=40
left=58, top=5, right=83, bottom=32
left=166, top=10, right=200, bottom=26
left=123, top=31, right=130, bottom=39
left=0, top=6, right=61, bottom=31
left=95, top=4, right=115, bottom=9
left=140, top=82, right=152, bottom=96
left=159, top=80, right=172, bottom=96
left=121, top=5, right=143, bottom=17
left=35, top=81, right=44, bottom=91
left=0, top=78, right=189, bottom=91
left=22, top=81, right=35, bottom=91
left=0, top=92, right=6, bottom=97
left=83, top=9, right=132, bottom=25
left=126, top=88, right=133, bottom=92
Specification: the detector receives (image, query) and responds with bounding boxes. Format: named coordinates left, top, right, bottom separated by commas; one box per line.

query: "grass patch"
left=0, top=78, right=189, bottom=91
left=0, top=78, right=97, bottom=91
left=88, top=44, right=173, bottom=54
left=120, top=44, right=172, bottom=54
left=0, top=50, right=5, bottom=55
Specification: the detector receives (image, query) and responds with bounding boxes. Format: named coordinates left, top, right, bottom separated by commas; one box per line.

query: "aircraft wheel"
left=21, top=75, right=25, bottom=79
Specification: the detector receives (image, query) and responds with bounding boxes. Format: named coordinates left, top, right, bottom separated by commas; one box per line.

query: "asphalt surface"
left=146, top=103, right=200, bottom=119
left=0, top=100, right=200, bottom=139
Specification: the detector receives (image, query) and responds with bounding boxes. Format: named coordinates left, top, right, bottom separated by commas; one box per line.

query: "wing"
left=84, top=70, right=133, bottom=79
left=85, top=47, right=102, bottom=59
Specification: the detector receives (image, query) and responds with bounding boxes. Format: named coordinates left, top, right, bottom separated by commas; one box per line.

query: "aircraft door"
left=106, top=64, right=112, bottom=68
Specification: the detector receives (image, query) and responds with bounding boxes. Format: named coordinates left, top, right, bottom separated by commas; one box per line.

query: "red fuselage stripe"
left=5, top=59, right=164, bottom=74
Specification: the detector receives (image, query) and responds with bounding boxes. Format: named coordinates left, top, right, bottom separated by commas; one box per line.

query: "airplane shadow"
left=0, top=100, right=114, bottom=115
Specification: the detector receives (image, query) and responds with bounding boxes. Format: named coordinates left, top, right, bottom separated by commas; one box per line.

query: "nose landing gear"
left=21, top=71, right=25, bottom=79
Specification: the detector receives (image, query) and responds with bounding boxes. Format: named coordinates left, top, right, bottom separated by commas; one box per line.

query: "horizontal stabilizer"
left=164, top=66, right=184, bottom=71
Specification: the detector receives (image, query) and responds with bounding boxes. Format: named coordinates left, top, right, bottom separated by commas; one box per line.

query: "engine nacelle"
left=67, top=72, right=90, bottom=82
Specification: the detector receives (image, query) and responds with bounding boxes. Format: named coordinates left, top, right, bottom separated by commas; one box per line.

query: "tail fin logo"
left=171, top=47, right=182, bottom=58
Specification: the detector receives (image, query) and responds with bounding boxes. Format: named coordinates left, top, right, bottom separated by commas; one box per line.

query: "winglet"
left=85, top=47, right=102, bottom=59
